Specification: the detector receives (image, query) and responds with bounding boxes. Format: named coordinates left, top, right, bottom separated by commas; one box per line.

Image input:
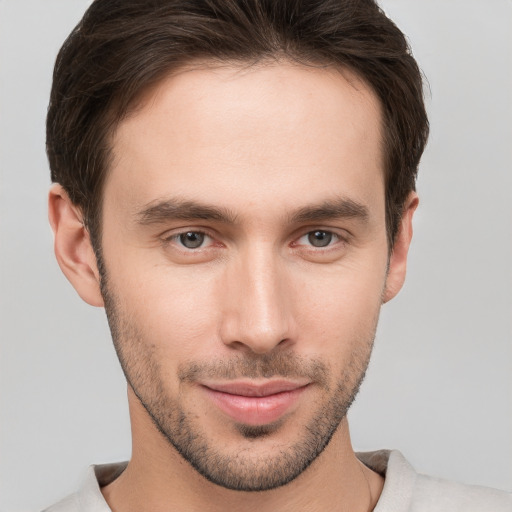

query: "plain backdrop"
left=1, top=1, right=511, bottom=510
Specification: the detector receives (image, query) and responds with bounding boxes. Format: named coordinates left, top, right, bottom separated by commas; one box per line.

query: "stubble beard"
left=101, top=280, right=376, bottom=492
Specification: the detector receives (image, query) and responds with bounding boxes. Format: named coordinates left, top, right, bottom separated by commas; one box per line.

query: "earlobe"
left=382, top=192, right=419, bottom=303
left=48, top=184, right=104, bottom=307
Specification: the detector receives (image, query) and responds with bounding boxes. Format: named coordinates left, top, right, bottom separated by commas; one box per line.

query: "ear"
left=48, top=184, right=104, bottom=307
left=382, top=192, right=419, bottom=303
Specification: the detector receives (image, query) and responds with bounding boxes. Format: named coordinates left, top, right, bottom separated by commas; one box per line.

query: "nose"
left=220, top=246, right=294, bottom=354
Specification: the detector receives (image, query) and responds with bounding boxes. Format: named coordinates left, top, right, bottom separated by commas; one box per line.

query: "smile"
left=200, top=380, right=310, bottom=426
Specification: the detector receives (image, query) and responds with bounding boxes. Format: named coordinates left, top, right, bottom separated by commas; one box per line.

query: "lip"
left=201, top=380, right=310, bottom=426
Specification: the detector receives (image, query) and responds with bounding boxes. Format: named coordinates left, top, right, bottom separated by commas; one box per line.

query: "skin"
left=49, top=61, right=417, bottom=512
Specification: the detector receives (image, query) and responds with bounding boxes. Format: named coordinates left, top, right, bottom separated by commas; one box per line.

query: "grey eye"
left=307, top=230, right=333, bottom=247
left=179, top=231, right=205, bottom=249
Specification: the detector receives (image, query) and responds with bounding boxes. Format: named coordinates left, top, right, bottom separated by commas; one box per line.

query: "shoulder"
left=411, top=473, right=512, bottom=512
left=358, top=450, right=512, bottom=512
left=42, top=493, right=81, bottom=512
left=42, top=462, right=126, bottom=512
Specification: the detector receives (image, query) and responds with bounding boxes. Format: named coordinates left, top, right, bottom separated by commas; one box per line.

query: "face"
left=100, top=62, right=390, bottom=490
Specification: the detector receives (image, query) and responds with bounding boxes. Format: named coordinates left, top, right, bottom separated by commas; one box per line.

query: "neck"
left=102, top=389, right=383, bottom=512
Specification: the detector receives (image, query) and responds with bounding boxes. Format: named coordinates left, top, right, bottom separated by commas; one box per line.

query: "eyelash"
left=293, top=230, right=343, bottom=249
left=162, top=228, right=346, bottom=251
left=162, top=230, right=214, bottom=250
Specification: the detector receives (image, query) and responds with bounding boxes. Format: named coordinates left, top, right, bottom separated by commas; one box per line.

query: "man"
left=43, top=0, right=511, bottom=511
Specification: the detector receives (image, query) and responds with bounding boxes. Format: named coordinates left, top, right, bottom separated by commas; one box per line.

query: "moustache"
left=178, top=352, right=330, bottom=388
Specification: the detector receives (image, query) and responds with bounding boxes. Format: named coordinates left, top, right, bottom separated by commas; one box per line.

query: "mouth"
left=200, top=380, right=310, bottom=426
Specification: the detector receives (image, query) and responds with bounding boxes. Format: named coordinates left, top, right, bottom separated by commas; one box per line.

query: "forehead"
left=107, top=61, right=384, bottom=220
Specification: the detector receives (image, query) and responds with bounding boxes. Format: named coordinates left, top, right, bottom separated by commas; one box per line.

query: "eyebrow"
left=136, top=199, right=238, bottom=225
left=289, top=198, right=370, bottom=224
left=136, top=196, right=369, bottom=226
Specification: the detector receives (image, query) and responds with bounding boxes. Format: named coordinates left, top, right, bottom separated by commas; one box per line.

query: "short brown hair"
left=47, top=0, right=429, bottom=250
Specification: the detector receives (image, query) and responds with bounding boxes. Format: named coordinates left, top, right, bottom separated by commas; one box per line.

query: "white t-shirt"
left=44, top=450, right=512, bottom=511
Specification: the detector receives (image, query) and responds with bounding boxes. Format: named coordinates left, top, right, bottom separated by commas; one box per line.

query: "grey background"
left=1, top=1, right=511, bottom=510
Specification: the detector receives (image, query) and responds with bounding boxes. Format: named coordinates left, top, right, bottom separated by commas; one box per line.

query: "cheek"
left=292, top=259, right=387, bottom=349
left=104, top=233, right=388, bottom=365
left=110, top=263, right=222, bottom=356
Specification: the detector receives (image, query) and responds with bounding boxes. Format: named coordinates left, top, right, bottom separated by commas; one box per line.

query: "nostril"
left=224, top=335, right=291, bottom=355
left=227, top=340, right=250, bottom=351
left=272, top=338, right=292, bottom=351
